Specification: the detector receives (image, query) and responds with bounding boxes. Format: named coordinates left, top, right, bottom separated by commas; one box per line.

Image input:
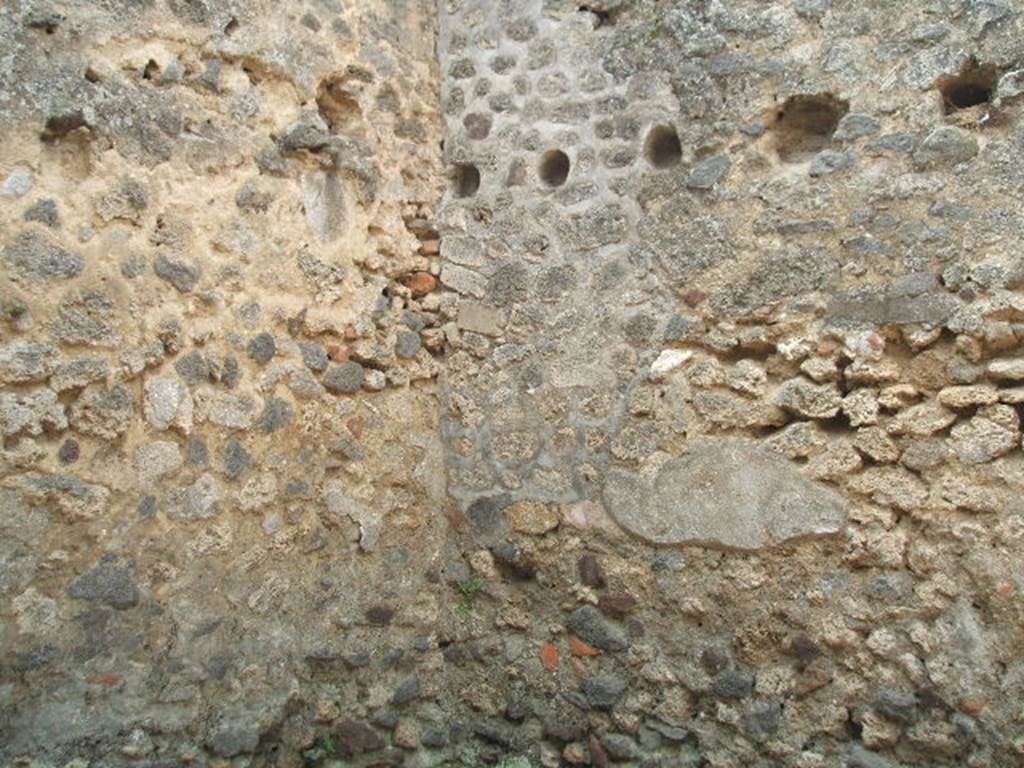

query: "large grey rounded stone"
left=602, top=438, right=847, bottom=551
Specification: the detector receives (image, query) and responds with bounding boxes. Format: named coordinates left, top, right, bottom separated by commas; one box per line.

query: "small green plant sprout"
left=453, top=577, right=486, bottom=614
left=302, top=733, right=338, bottom=764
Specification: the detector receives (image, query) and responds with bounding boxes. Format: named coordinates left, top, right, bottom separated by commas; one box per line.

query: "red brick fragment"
left=85, top=673, right=120, bottom=686
left=400, top=271, right=437, bottom=297
left=328, top=344, right=350, bottom=362
left=540, top=642, right=559, bottom=671
left=569, top=636, right=600, bottom=657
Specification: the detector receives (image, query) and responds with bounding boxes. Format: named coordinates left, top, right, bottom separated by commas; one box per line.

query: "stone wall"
left=0, top=0, right=450, bottom=764
left=4, top=0, right=1024, bottom=766
left=433, top=0, right=1024, bottom=766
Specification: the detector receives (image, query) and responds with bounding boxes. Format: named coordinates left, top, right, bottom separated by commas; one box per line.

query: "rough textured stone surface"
left=505, top=500, right=559, bottom=535
left=324, top=361, right=365, bottom=393
left=165, top=473, right=219, bottom=521
left=0, top=387, right=68, bottom=436
left=67, top=558, right=139, bottom=609
left=143, top=375, right=193, bottom=433
left=49, top=356, right=108, bottom=392
left=153, top=253, right=200, bottom=293
left=135, top=440, right=183, bottom=483
left=2, top=1, right=1024, bottom=766
left=2, top=232, right=83, bottom=284
left=603, top=438, right=847, bottom=549
left=564, top=605, right=630, bottom=653
left=0, top=341, right=61, bottom=384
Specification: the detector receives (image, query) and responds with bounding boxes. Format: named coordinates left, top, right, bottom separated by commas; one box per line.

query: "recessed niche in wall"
left=771, top=94, right=849, bottom=162
left=578, top=5, right=615, bottom=28
left=643, top=124, right=682, bottom=169
left=453, top=164, right=481, bottom=198
left=316, top=76, right=361, bottom=132
left=936, top=62, right=999, bottom=114
left=539, top=149, right=570, bottom=187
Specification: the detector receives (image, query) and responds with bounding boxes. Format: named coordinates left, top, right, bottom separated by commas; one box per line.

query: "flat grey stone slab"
left=602, top=437, right=847, bottom=550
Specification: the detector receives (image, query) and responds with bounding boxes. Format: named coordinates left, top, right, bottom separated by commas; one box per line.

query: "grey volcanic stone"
left=601, top=733, right=640, bottom=760
left=809, top=149, right=855, bottom=176
left=833, top=113, right=881, bottom=140
left=686, top=154, right=731, bottom=189
left=602, top=437, right=847, bottom=550
left=848, top=744, right=893, bottom=768
left=67, top=558, right=139, bottom=609
left=299, top=340, right=329, bottom=372
left=743, top=702, right=782, bottom=737
left=166, top=473, right=219, bottom=520
left=564, top=605, right=630, bottom=652
left=186, top=436, right=209, bottom=466
left=70, top=383, right=134, bottom=440
left=648, top=719, right=688, bottom=741
left=278, top=118, right=332, bottom=153
left=3, top=232, right=83, bottom=284
left=50, top=356, right=108, bottom=392
left=712, top=669, right=755, bottom=699
left=137, top=495, right=157, bottom=517
left=223, top=439, right=250, bottom=480
left=153, top=253, right=200, bottom=292
left=255, top=397, right=293, bottom=433
left=24, top=199, right=59, bottom=228
left=874, top=691, right=918, bottom=723
left=421, top=728, right=447, bottom=747
left=0, top=387, right=68, bottom=436
left=465, top=494, right=510, bottom=538
left=324, top=361, right=365, bottom=393
left=913, top=127, right=978, bottom=168
left=221, top=355, right=241, bottom=387
left=58, top=439, right=79, bottom=464
left=0, top=340, right=60, bottom=384
left=391, top=676, right=420, bottom=705
left=208, top=718, right=259, bottom=758
left=247, top=332, right=275, bottom=364
left=2, top=167, right=34, bottom=197
left=51, top=289, right=118, bottom=345
left=395, top=330, right=421, bottom=358
left=867, top=132, right=915, bottom=154
left=582, top=675, right=628, bottom=709
left=174, top=350, right=210, bottom=384
left=826, top=274, right=958, bottom=327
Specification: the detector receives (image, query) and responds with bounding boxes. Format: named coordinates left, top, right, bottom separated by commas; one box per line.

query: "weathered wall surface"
left=0, top=0, right=450, bottom=764
left=434, top=0, right=1024, bottom=766
left=5, top=0, right=1024, bottom=767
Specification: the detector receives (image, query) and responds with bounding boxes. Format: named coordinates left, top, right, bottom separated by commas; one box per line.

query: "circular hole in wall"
left=453, top=164, right=481, bottom=198
left=643, top=125, right=682, bottom=168
left=539, top=149, right=570, bottom=187
left=771, top=94, right=849, bottom=162
left=937, top=62, right=999, bottom=114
